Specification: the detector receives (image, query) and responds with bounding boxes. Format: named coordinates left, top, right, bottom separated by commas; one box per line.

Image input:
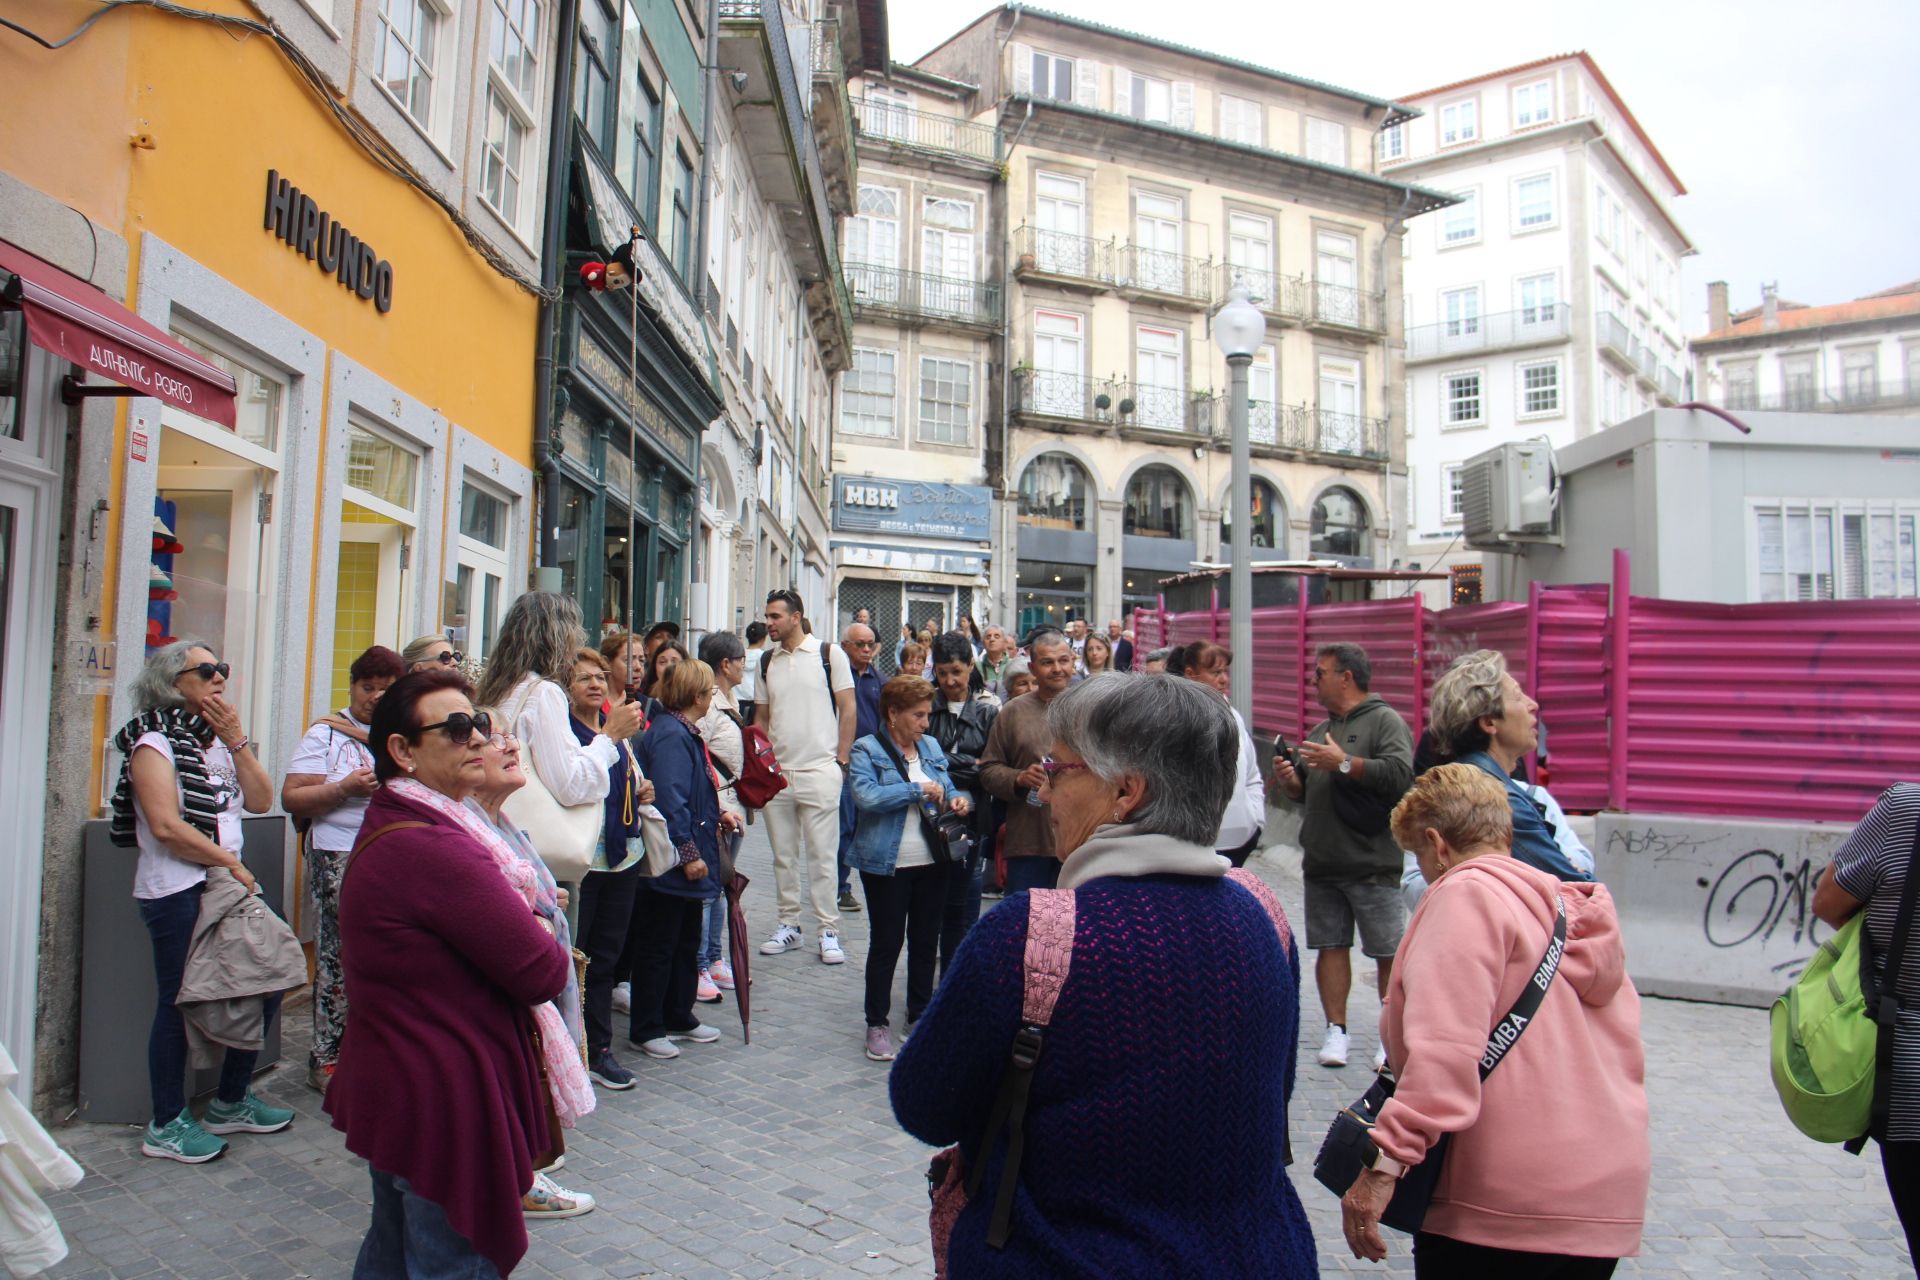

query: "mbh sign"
left=832, top=476, right=991, bottom=542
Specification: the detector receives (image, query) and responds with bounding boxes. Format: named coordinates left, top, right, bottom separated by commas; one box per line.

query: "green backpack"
left=1769, top=820, right=1919, bottom=1149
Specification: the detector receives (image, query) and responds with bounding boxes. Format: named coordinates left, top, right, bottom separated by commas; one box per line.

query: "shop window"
left=1221, top=477, right=1284, bottom=551
left=1016, top=452, right=1089, bottom=529
left=1016, top=560, right=1090, bottom=638
left=1124, top=465, right=1193, bottom=540
left=332, top=419, right=422, bottom=706
left=1311, top=486, right=1369, bottom=559
left=346, top=421, right=419, bottom=509
left=1121, top=568, right=1159, bottom=619
left=1, top=309, right=25, bottom=440
left=447, top=480, right=512, bottom=661
left=170, top=329, right=285, bottom=453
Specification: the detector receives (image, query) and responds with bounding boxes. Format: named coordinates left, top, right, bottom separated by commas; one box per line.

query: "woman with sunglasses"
left=467, top=711, right=598, bottom=1221
left=110, top=641, right=293, bottom=1164
left=325, top=668, right=575, bottom=1278
left=282, top=644, right=407, bottom=1094
left=401, top=634, right=463, bottom=674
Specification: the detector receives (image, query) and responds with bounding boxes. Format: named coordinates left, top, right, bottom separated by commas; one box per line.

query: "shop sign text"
left=832, top=475, right=992, bottom=542
left=263, top=170, right=394, bottom=313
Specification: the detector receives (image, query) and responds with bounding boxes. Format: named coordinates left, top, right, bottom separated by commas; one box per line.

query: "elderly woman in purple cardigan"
left=891, top=673, right=1315, bottom=1278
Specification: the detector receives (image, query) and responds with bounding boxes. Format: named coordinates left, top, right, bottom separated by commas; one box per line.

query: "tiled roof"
left=1698, top=288, right=1920, bottom=343
left=1397, top=52, right=1685, bottom=196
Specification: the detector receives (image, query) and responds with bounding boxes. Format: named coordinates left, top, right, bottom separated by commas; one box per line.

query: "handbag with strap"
left=872, top=734, right=969, bottom=867
left=1313, top=894, right=1567, bottom=1234
left=498, top=678, right=603, bottom=883
left=927, top=869, right=1291, bottom=1276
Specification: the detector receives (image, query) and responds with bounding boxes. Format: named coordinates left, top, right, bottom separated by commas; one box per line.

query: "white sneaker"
left=760, top=925, right=802, bottom=955
left=668, top=1022, right=720, bottom=1044
left=610, top=981, right=631, bottom=1014
left=1319, top=1024, right=1350, bottom=1068
left=819, top=930, right=846, bottom=965
left=1372, top=1044, right=1388, bottom=1072
left=637, top=1036, right=679, bottom=1059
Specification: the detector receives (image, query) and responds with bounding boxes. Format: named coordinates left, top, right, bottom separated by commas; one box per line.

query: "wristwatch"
left=1363, top=1143, right=1408, bottom=1179
left=1339, top=756, right=1354, bottom=775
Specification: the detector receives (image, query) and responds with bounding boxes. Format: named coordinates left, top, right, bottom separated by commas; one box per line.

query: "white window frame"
left=374, top=0, right=455, bottom=143
left=1219, top=93, right=1264, bottom=146
left=1440, top=97, right=1478, bottom=146
left=479, top=0, right=542, bottom=233
left=1304, top=117, right=1348, bottom=166
left=1442, top=464, right=1466, bottom=524
left=1032, top=50, right=1074, bottom=102
left=1512, top=172, right=1556, bottom=232
left=1379, top=122, right=1405, bottom=162
left=1747, top=498, right=1920, bottom=602
left=1441, top=285, right=1481, bottom=339
left=847, top=184, right=900, bottom=266
left=451, top=476, right=514, bottom=663
left=916, top=356, right=972, bottom=446
left=1517, top=358, right=1563, bottom=419
left=839, top=347, right=898, bottom=438
left=1124, top=71, right=1173, bottom=124
left=1442, top=188, right=1479, bottom=247
left=1515, top=271, right=1559, bottom=326
left=1512, top=78, right=1554, bottom=127
left=1442, top=368, right=1486, bottom=429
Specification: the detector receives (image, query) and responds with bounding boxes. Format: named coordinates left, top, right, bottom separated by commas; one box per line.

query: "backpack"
left=717, top=708, right=789, bottom=810
left=927, top=869, right=1294, bottom=1274
left=1770, top=814, right=1920, bottom=1147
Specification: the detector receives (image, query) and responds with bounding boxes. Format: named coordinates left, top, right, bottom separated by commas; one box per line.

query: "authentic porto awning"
left=0, top=239, right=237, bottom=428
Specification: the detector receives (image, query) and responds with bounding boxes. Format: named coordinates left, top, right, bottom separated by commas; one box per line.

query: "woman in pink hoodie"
left=1341, top=764, right=1649, bottom=1277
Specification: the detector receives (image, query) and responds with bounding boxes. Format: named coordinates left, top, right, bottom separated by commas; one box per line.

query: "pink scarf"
left=388, top=779, right=595, bottom=1127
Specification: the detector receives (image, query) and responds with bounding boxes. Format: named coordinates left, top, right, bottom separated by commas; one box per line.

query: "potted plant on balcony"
left=1017, top=245, right=1037, bottom=271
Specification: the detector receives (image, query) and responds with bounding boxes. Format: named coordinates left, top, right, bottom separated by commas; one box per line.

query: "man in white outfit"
left=755, top=589, right=856, bottom=964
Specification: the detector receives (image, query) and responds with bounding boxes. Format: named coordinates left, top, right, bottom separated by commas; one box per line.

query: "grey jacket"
left=176, top=867, right=307, bottom=1067
left=1291, top=695, right=1415, bottom=881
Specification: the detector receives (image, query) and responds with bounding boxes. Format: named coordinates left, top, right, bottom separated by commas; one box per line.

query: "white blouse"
left=505, top=673, right=617, bottom=806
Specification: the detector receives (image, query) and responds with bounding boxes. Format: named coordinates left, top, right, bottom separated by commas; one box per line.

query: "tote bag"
left=499, top=677, right=603, bottom=882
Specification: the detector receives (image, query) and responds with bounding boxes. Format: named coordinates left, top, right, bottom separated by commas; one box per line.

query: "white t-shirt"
left=894, top=755, right=935, bottom=870
left=1214, top=706, right=1269, bottom=850
left=762, top=634, right=854, bottom=771
left=131, top=732, right=244, bottom=900
left=945, top=700, right=967, bottom=717
left=286, top=712, right=376, bottom=852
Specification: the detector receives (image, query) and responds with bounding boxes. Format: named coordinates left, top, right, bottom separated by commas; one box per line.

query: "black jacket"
left=928, top=695, right=999, bottom=807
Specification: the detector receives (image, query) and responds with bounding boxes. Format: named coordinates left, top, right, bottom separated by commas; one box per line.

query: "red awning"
left=0, top=239, right=237, bottom=428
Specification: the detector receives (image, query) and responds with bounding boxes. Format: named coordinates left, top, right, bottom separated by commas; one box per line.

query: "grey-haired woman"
left=109, top=641, right=293, bottom=1164
left=891, top=674, right=1315, bottom=1276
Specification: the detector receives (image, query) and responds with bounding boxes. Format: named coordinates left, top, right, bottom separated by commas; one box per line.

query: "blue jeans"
left=1002, top=857, right=1061, bottom=895
left=139, top=882, right=280, bottom=1126
left=354, top=1168, right=500, bottom=1279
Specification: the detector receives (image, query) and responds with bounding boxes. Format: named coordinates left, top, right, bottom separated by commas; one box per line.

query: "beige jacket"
left=176, top=867, right=307, bottom=1067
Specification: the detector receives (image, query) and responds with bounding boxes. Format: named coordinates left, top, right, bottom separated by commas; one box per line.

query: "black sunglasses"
left=178, top=661, right=231, bottom=682
left=412, top=711, right=492, bottom=743
left=433, top=650, right=463, bottom=665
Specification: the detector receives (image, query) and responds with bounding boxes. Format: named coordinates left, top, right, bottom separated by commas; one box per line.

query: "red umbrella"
left=724, top=870, right=752, bottom=1043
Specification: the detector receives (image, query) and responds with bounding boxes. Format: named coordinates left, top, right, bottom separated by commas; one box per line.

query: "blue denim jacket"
left=845, top=733, right=958, bottom=877
left=1456, top=749, right=1592, bottom=882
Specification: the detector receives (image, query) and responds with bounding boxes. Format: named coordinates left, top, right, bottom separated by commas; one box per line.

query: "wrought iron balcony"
left=1307, top=407, right=1390, bottom=460
left=1707, top=377, right=1920, bottom=415
left=1219, top=264, right=1302, bottom=320
left=844, top=262, right=1002, bottom=327
left=1405, top=304, right=1571, bottom=363
left=853, top=99, right=1002, bottom=166
left=1013, top=369, right=1108, bottom=425
left=1109, top=381, right=1212, bottom=434
left=1209, top=398, right=1307, bottom=449
left=1012, top=225, right=1112, bottom=288
left=1305, top=281, right=1387, bottom=334
left=1115, top=244, right=1212, bottom=307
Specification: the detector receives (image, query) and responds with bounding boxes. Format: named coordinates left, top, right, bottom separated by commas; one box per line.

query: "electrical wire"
left=2, top=0, right=558, bottom=300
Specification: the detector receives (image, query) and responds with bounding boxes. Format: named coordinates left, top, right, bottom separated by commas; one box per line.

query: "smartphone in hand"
left=1273, top=734, right=1299, bottom=775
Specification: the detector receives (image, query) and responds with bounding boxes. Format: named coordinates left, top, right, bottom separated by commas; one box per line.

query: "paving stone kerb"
left=32, top=825, right=1913, bottom=1278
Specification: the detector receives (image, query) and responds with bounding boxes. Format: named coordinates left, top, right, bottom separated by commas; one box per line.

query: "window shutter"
left=1012, top=43, right=1033, bottom=96
left=1172, top=81, right=1195, bottom=130
left=1076, top=59, right=1101, bottom=109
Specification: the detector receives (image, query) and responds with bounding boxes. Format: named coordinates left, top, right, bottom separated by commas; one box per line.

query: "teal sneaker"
left=141, top=1109, right=227, bottom=1163
left=202, top=1091, right=295, bottom=1135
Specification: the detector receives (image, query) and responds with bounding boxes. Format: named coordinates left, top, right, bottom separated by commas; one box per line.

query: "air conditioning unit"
left=1460, top=440, right=1560, bottom=550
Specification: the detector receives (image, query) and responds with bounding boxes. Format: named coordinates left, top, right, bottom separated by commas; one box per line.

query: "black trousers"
left=626, top=885, right=706, bottom=1045
left=1883, top=1139, right=1920, bottom=1261
left=575, top=860, right=643, bottom=1057
left=1413, top=1233, right=1616, bottom=1279
left=861, top=864, right=950, bottom=1029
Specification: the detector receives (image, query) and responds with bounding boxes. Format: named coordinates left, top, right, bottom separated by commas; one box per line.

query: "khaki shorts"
left=1304, top=875, right=1405, bottom=958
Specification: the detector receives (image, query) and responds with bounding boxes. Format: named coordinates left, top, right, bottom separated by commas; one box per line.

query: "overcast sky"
left=892, top=0, right=1920, bottom=334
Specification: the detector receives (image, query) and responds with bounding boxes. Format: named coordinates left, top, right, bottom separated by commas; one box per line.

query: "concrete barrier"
left=1595, top=812, right=1855, bottom=1008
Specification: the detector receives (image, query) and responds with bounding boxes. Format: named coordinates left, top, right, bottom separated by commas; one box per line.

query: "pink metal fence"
left=1131, top=563, right=1920, bottom=822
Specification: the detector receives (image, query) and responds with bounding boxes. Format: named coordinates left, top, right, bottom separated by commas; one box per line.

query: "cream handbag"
left=636, top=802, right=677, bottom=877
left=499, top=678, right=603, bottom=883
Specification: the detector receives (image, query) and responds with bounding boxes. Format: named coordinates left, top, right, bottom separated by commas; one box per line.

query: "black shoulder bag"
left=1314, top=895, right=1567, bottom=1234
left=872, top=735, right=970, bottom=867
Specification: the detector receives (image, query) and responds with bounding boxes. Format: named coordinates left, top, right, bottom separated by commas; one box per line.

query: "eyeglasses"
left=412, top=711, right=492, bottom=743
left=1038, top=756, right=1090, bottom=779
left=178, top=661, right=231, bottom=682
left=485, top=731, right=520, bottom=750
left=433, top=650, right=464, bottom=666
left=1313, top=668, right=1337, bottom=683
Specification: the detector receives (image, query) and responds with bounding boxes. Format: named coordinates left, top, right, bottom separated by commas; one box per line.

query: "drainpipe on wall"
left=693, top=0, right=720, bottom=321
left=533, top=0, right=581, bottom=568
left=996, top=97, right=1035, bottom=624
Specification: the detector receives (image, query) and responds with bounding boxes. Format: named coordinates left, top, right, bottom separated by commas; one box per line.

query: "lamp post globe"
left=1215, top=284, right=1262, bottom=724
left=1215, top=284, right=1265, bottom=359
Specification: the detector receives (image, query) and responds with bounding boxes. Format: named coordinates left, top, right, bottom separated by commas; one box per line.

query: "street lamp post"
left=1214, top=285, right=1265, bottom=726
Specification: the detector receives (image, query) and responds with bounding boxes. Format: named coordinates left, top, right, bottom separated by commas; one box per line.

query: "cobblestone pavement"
left=35, top=825, right=1914, bottom=1278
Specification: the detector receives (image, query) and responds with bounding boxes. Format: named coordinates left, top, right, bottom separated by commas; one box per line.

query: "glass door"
left=1034, top=172, right=1087, bottom=274
left=1031, top=311, right=1085, bottom=417
left=1132, top=193, right=1184, bottom=294
left=1134, top=326, right=1185, bottom=430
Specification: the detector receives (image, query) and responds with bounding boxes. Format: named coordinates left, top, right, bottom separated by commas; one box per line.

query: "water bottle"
left=1025, top=780, right=1045, bottom=807
left=921, top=793, right=944, bottom=823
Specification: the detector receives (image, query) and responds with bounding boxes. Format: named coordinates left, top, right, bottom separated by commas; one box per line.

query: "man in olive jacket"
left=1272, top=641, right=1413, bottom=1071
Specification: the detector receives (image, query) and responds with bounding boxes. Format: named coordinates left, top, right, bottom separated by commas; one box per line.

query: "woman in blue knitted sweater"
left=891, top=673, right=1316, bottom=1278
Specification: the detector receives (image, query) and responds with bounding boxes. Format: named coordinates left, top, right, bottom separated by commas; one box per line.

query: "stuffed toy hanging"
left=579, top=236, right=643, bottom=293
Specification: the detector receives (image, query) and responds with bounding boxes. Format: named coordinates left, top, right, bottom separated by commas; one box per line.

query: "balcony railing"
left=1012, top=225, right=1111, bottom=286
left=1116, top=244, right=1211, bottom=305
left=1109, top=381, right=1211, bottom=434
left=1405, top=304, right=1571, bottom=362
left=1596, top=312, right=1635, bottom=366
left=809, top=18, right=841, bottom=77
left=1014, top=369, right=1105, bottom=423
left=853, top=99, right=1002, bottom=165
left=1306, top=281, right=1387, bottom=333
left=1220, top=263, right=1298, bottom=318
left=1308, top=408, right=1390, bottom=459
left=1709, top=378, right=1920, bottom=415
left=844, top=262, right=1002, bottom=327
left=717, top=0, right=759, bottom=15
left=1658, top=365, right=1683, bottom=403
left=1207, top=400, right=1388, bottom=459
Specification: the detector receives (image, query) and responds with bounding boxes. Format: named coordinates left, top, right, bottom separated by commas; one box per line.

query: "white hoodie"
left=1214, top=706, right=1268, bottom=851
